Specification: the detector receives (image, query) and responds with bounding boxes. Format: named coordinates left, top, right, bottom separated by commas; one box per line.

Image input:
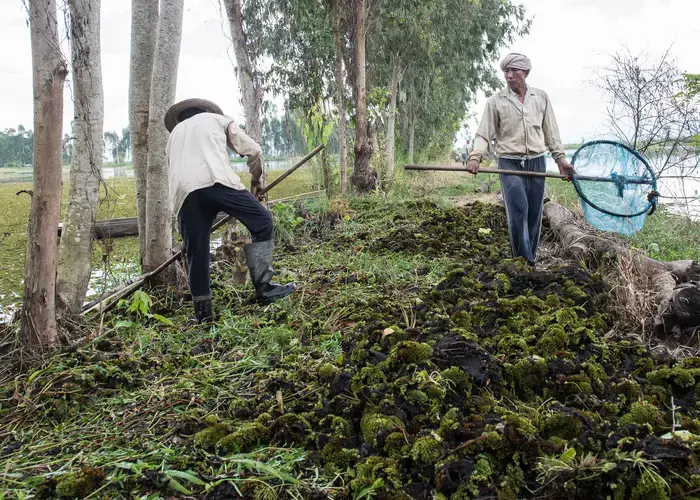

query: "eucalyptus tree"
left=144, top=0, right=184, bottom=276
left=365, top=0, right=438, bottom=177
left=128, top=0, right=184, bottom=275
left=129, top=0, right=158, bottom=263
left=22, top=0, right=69, bottom=348
left=56, top=0, right=105, bottom=315
left=224, top=0, right=264, bottom=146
left=396, top=0, right=529, bottom=161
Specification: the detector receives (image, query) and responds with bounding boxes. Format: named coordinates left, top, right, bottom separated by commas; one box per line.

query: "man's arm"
left=542, top=92, right=575, bottom=177
left=468, top=98, right=498, bottom=164
left=226, top=122, right=264, bottom=196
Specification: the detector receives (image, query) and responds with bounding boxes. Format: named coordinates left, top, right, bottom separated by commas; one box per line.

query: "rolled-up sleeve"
left=226, top=122, right=264, bottom=183
left=542, top=93, right=566, bottom=164
left=469, top=98, right=499, bottom=163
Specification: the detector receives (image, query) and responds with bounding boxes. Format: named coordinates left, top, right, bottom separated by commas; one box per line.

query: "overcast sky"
left=2, top=0, right=699, bottom=144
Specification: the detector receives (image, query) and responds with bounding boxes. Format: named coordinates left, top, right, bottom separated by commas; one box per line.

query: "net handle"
left=570, top=140, right=658, bottom=218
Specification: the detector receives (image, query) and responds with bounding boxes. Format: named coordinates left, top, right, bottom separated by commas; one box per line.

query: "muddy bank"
left=2, top=197, right=699, bottom=499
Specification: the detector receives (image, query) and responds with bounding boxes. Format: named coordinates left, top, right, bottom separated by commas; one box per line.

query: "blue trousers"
left=178, top=184, right=273, bottom=299
left=499, top=156, right=546, bottom=264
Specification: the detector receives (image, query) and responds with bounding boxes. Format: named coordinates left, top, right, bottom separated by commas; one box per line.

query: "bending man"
left=165, top=98, right=296, bottom=323
left=467, top=53, right=575, bottom=266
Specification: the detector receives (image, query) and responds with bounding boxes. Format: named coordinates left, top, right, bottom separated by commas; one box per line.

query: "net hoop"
left=570, top=140, right=658, bottom=218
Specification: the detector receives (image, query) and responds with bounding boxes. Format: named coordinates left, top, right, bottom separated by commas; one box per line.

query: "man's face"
left=504, top=67, right=528, bottom=90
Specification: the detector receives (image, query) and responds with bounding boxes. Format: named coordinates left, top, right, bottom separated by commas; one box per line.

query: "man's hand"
left=466, top=159, right=480, bottom=175
left=557, top=160, right=576, bottom=181
left=250, top=181, right=265, bottom=201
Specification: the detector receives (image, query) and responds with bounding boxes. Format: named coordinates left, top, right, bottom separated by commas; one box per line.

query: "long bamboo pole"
left=405, top=164, right=653, bottom=185
left=82, top=146, right=325, bottom=316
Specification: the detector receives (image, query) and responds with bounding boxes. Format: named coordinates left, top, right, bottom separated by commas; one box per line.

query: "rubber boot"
left=244, top=240, right=297, bottom=304
left=193, top=297, right=214, bottom=323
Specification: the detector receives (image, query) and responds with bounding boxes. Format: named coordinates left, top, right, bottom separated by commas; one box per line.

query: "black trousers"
left=178, top=184, right=273, bottom=299
left=498, top=156, right=546, bottom=264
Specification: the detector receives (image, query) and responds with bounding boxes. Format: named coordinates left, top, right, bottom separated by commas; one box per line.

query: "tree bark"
left=331, top=0, right=348, bottom=195
left=543, top=201, right=700, bottom=333
left=22, top=0, right=68, bottom=348
left=224, top=0, right=262, bottom=145
left=56, top=0, right=104, bottom=315
left=350, top=0, right=374, bottom=193
left=128, top=0, right=158, bottom=264
left=386, top=56, right=401, bottom=179
left=143, top=0, right=183, bottom=275
left=408, top=107, right=415, bottom=164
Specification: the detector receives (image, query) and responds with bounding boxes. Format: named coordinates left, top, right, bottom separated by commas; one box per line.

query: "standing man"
left=467, top=53, right=575, bottom=266
left=165, top=98, right=296, bottom=323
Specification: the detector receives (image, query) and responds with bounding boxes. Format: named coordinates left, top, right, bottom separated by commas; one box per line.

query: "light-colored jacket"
left=166, top=112, right=263, bottom=214
left=469, top=86, right=566, bottom=164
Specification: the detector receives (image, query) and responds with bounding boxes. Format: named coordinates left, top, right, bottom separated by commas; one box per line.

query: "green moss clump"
left=393, top=341, right=433, bottom=364
left=492, top=273, right=509, bottom=293
left=619, top=402, right=666, bottom=430
left=545, top=294, right=561, bottom=308
left=452, top=310, right=473, bottom=329
left=321, top=438, right=360, bottom=470
left=215, top=421, right=269, bottom=454
left=647, top=367, right=696, bottom=389
left=536, top=324, right=568, bottom=356
left=554, top=308, right=579, bottom=327
left=229, top=397, right=255, bottom=418
left=411, top=434, right=443, bottom=463
left=360, top=413, right=404, bottom=446
left=350, top=457, right=409, bottom=499
left=508, top=356, right=548, bottom=399
left=318, top=362, right=339, bottom=381
left=631, top=470, right=670, bottom=500
left=556, top=374, right=594, bottom=396
left=351, top=365, right=387, bottom=394
left=442, top=366, right=473, bottom=394
left=256, top=412, right=273, bottom=426
left=614, top=378, right=641, bottom=403
left=438, top=408, right=461, bottom=440
left=540, top=412, right=582, bottom=440
left=498, top=463, right=524, bottom=500
left=384, top=431, right=411, bottom=460
left=321, top=415, right=352, bottom=437
left=194, top=422, right=233, bottom=450
left=503, top=411, right=536, bottom=441
left=55, top=467, right=105, bottom=498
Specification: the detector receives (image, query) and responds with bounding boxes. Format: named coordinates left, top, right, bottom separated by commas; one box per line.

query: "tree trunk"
left=543, top=201, right=700, bottom=333
left=22, top=0, right=68, bottom=348
left=331, top=0, right=347, bottom=195
left=321, top=148, right=330, bottom=193
left=225, top=0, right=262, bottom=145
left=143, top=0, right=183, bottom=275
left=56, top=0, right=104, bottom=315
left=350, top=0, right=374, bottom=193
left=386, top=56, right=400, bottom=179
left=129, top=0, right=158, bottom=265
left=408, top=106, right=415, bottom=165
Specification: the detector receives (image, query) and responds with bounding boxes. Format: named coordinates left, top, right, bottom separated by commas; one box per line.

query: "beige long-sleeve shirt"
left=469, top=86, right=566, bottom=164
left=166, top=112, right=263, bottom=214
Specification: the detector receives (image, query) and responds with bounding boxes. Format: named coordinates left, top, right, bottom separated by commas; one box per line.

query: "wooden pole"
left=405, top=164, right=653, bottom=185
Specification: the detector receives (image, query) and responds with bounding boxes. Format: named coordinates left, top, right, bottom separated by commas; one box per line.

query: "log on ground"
left=57, top=213, right=229, bottom=239
left=542, top=201, right=700, bottom=333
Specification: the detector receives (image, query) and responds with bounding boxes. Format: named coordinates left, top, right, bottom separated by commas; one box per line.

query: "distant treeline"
left=0, top=126, right=33, bottom=168
left=2, top=107, right=336, bottom=169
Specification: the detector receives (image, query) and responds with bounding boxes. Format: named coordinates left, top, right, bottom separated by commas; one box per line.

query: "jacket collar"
left=499, top=85, right=534, bottom=99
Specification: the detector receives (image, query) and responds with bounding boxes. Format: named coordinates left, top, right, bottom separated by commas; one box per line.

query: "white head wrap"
left=500, top=53, right=532, bottom=72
